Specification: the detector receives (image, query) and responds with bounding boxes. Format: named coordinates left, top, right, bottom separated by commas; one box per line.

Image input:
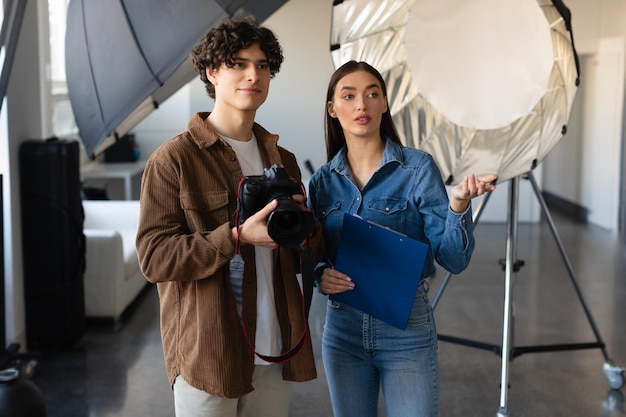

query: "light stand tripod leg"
left=527, top=171, right=624, bottom=390
left=527, top=172, right=607, bottom=358
left=497, top=176, right=520, bottom=417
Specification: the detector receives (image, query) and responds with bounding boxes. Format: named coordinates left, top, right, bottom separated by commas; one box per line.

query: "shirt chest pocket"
left=365, top=197, right=407, bottom=231
left=180, top=191, right=230, bottom=232
left=316, top=199, right=341, bottom=228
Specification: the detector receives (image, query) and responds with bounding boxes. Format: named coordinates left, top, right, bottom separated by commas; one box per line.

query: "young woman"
left=308, top=61, right=497, bottom=417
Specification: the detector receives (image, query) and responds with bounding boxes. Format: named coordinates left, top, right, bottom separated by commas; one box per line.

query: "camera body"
left=238, top=164, right=315, bottom=248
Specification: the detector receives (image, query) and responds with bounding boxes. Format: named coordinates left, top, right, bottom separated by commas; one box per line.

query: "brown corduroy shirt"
left=136, top=112, right=319, bottom=398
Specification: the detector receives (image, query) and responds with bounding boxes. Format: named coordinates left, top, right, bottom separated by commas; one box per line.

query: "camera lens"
left=273, top=211, right=299, bottom=230
left=267, top=198, right=315, bottom=248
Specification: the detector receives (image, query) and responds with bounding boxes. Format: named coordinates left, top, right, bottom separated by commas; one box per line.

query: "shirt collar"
left=187, top=112, right=279, bottom=150
left=330, top=138, right=404, bottom=174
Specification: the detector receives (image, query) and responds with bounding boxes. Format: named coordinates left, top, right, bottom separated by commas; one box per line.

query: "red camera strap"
left=239, top=251, right=310, bottom=364
left=233, top=175, right=311, bottom=363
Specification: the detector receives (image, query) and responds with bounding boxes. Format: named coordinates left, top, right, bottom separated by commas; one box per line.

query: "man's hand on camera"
left=233, top=199, right=279, bottom=249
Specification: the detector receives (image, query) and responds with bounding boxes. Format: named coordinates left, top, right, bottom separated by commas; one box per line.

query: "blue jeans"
left=322, top=283, right=439, bottom=417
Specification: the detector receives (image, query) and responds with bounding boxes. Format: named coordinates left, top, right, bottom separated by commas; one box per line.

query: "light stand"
left=431, top=171, right=625, bottom=416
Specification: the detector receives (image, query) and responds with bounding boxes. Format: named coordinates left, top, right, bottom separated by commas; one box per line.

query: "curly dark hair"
left=190, top=15, right=284, bottom=99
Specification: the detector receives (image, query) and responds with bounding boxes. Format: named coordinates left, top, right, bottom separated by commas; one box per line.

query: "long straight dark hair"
left=324, top=61, right=403, bottom=162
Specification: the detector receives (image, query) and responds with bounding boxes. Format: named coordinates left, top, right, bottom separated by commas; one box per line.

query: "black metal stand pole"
left=493, top=176, right=517, bottom=416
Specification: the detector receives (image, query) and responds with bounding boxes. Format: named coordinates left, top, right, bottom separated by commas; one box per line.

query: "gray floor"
left=29, top=210, right=626, bottom=417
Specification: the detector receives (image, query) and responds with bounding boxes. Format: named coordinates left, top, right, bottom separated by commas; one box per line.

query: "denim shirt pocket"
left=315, top=200, right=343, bottom=262
left=180, top=191, right=230, bottom=231
left=365, top=197, right=408, bottom=231
left=316, top=200, right=342, bottom=232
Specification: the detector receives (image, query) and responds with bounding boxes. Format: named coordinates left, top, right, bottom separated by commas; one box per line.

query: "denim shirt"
left=308, top=139, right=475, bottom=278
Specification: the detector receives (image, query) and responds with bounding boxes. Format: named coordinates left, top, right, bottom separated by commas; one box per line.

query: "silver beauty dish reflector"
left=330, top=0, right=579, bottom=184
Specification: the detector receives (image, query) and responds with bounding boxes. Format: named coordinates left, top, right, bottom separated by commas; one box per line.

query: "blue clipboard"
left=331, top=213, right=429, bottom=330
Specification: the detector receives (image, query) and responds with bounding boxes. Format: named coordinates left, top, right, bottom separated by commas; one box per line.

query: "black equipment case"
left=19, top=138, right=86, bottom=347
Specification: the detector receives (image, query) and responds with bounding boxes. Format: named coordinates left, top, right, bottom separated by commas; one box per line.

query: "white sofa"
left=82, top=200, right=149, bottom=322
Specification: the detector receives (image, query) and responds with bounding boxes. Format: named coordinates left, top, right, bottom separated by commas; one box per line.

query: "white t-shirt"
left=223, top=135, right=282, bottom=365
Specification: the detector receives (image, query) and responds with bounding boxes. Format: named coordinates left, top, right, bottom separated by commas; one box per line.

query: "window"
left=48, top=0, right=77, bottom=138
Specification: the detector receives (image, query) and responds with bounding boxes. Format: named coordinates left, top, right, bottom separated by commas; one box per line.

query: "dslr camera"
left=237, top=164, right=315, bottom=248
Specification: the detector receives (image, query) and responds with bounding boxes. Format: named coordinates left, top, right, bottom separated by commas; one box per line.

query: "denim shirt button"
left=385, top=207, right=390, bottom=212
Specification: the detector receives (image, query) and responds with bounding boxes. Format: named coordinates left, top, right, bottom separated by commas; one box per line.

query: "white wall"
left=132, top=84, right=191, bottom=160
left=580, top=37, right=625, bottom=230
left=540, top=0, right=626, bottom=232
left=541, top=55, right=586, bottom=203
left=567, top=0, right=626, bottom=55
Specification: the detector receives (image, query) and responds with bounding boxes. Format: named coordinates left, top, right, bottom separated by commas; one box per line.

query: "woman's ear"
left=327, top=101, right=337, bottom=118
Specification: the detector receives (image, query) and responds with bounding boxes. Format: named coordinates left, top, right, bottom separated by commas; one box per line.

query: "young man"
left=136, top=16, right=319, bottom=417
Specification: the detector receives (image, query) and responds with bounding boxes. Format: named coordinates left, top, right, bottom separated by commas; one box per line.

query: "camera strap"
left=239, top=251, right=310, bottom=364
left=232, top=176, right=313, bottom=363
